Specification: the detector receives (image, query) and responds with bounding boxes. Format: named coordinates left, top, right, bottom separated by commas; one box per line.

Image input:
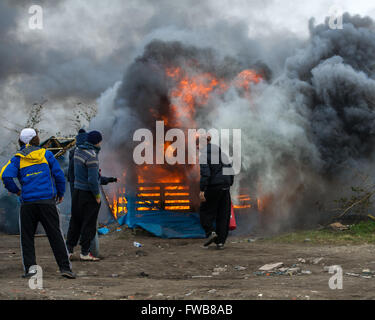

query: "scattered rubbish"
left=156, top=293, right=164, bottom=297
left=258, top=293, right=263, bottom=297
left=313, top=258, right=324, bottom=265
left=259, top=262, right=284, bottom=271
left=329, top=222, right=349, bottom=231
left=213, top=267, right=227, bottom=273
left=185, top=291, right=195, bottom=296
left=98, top=227, right=109, bottom=235
left=362, top=269, right=371, bottom=274
left=135, top=250, right=147, bottom=257
left=255, top=263, right=312, bottom=277
left=138, top=272, right=149, bottom=277
left=345, top=270, right=375, bottom=278
left=301, top=270, right=312, bottom=275
left=286, top=267, right=301, bottom=276
left=111, top=274, right=119, bottom=278
left=192, top=275, right=213, bottom=278
left=231, top=238, right=258, bottom=244
left=133, top=242, right=142, bottom=248
left=212, top=272, right=220, bottom=276
left=208, top=289, right=217, bottom=294
left=299, top=257, right=324, bottom=265
left=77, top=271, right=88, bottom=277
left=234, top=266, right=247, bottom=271
left=304, top=238, right=311, bottom=242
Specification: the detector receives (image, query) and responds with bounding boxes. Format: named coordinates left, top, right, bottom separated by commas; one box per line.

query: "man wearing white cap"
left=0, top=128, right=76, bottom=279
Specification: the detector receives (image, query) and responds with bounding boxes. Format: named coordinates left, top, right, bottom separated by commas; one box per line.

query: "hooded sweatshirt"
left=0, top=145, right=66, bottom=203
left=67, top=131, right=88, bottom=183
left=73, top=142, right=101, bottom=199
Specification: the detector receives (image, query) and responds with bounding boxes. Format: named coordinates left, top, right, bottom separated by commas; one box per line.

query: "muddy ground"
left=0, top=231, right=375, bottom=300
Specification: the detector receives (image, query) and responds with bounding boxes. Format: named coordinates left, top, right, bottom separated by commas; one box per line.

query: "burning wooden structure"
left=40, top=136, right=76, bottom=158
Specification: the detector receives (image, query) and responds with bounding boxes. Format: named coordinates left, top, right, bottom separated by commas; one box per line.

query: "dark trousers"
left=199, top=188, right=231, bottom=244
left=69, top=182, right=74, bottom=199
left=20, top=203, right=71, bottom=273
left=66, top=189, right=100, bottom=255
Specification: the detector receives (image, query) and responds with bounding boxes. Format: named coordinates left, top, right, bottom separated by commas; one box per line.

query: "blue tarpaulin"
left=123, top=209, right=205, bottom=239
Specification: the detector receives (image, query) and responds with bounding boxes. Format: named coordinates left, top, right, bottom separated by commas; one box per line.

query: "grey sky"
left=1, top=0, right=375, bottom=138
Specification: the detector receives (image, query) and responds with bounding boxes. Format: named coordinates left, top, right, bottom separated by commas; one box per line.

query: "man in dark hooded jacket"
left=68, top=129, right=87, bottom=198
left=198, top=135, right=234, bottom=250
left=67, top=129, right=117, bottom=258
left=68, top=129, right=117, bottom=196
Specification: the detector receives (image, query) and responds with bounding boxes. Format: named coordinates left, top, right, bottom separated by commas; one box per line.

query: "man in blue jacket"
left=66, top=130, right=104, bottom=261
left=0, top=128, right=75, bottom=279
left=67, top=129, right=117, bottom=258
left=67, top=129, right=87, bottom=198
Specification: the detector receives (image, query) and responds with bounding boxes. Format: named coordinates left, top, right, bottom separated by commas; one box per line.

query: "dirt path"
left=1, top=232, right=375, bottom=300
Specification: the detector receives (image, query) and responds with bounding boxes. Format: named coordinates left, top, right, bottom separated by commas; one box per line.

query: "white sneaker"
left=80, top=253, right=100, bottom=261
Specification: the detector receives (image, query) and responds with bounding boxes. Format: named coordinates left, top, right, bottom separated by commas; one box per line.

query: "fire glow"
left=108, top=65, right=264, bottom=218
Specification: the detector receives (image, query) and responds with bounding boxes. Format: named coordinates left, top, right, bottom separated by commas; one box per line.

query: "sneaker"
left=216, top=243, right=225, bottom=250
left=61, top=270, right=76, bottom=279
left=22, top=266, right=38, bottom=278
left=80, top=253, right=100, bottom=261
left=22, top=269, right=37, bottom=279
left=203, top=232, right=218, bottom=247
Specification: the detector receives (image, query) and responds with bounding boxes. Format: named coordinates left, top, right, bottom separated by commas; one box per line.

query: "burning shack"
left=101, top=53, right=266, bottom=237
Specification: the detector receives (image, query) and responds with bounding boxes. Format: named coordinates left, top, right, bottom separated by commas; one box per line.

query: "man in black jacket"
left=198, top=135, right=234, bottom=250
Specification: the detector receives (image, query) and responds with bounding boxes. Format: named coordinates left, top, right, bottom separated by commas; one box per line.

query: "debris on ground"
left=135, top=250, right=147, bottom=257
left=256, top=263, right=312, bottom=277
left=259, top=262, right=284, bottom=271
left=312, top=257, right=324, bottom=265
left=297, top=257, right=324, bottom=265
left=323, top=266, right=332, bottom=272
left=301, top=270, right=312, bottom=275
left=208, top=289, right=217, bottom=294
left=329, top=222, right=349, bottom=231
left=138, top=272, right=149, bottom=277
left=213, top=266, right=228, bottom=273
left=234, top=266, right=247, bottom=271
left=133, top=241, right=142, bottom=248
left=287, top=267, right=301, bottom=275
left=345, top=272, right=360, bottom=277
